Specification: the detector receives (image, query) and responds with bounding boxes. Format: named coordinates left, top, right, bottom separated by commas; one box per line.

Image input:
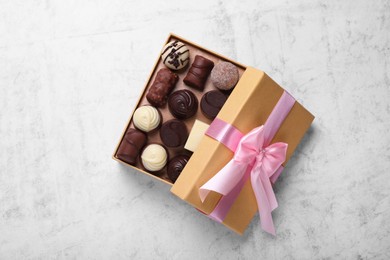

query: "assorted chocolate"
left=184, top=119, right=210, bottom=153
left=161, top=41, right=190, bottom=70
left=160, top=119, right=188, bottom=148
left=183, top=55, right=214, bottom=91
left=210, top=61, right=239, bottom=90
left=200, top=90, right=227, bottom=119
left=141, top=144, right=168, bottom=172
left=167, top=155, right=190, bottom=183
left=116, top=128, right=147, bottom=165
left=168, top=89, right=198, bottom=120
left=146, top=68, right=178, bottom=107
left=116, top=40, right=241, bottom=183
left=133, top=105, right=161, bottom=132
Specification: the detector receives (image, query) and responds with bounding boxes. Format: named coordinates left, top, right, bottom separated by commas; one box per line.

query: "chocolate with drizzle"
left=161, top=40, right=190, bottom=70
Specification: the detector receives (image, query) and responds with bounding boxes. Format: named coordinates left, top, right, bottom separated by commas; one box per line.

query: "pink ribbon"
left=200, top=91, right=295, bottom=235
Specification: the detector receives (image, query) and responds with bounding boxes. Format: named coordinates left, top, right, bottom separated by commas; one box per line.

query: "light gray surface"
left=1, top=0, right=389, bottom=259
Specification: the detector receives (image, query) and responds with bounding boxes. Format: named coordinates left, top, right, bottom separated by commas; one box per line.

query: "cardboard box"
left=170, top=67, right=314, bottom=234
left=114, top=33, right=314, bottom=235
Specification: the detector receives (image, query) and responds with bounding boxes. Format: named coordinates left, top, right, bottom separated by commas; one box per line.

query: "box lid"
left=170, top=67, right=314, bottom=234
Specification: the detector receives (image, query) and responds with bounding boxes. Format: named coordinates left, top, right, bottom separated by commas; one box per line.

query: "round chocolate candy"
left=141, top=144, right=168, bottom=173
left=160, top=119, right=188, bottom=148
left=200, top=90, right=227, bottom=120
left=168, top=89, right=198, bottom=120
left=210, top=61, right=239, bottom=90
left=161, top=41, right=190, bottom=70
left=133, top=105, right=161, bottom=132
left=167, top=155, right=190, bottom=183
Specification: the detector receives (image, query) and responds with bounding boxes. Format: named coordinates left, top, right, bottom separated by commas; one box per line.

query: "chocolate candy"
left=133, top=105, right=161, bottom=132
left=184, top=119, right=209, bottom=152
left=210, top=61, right=239, bottom=90
left=161, top=41, right=190, bottom=70
left=183, top=55, right=214, bottom=91
left=141, top=144, right=168, bottom=172
left=168, top=89, right=198, bottom=120
left=200, top=90, right=227, bottom=120
left=160, top=119, right=188, bottom=148
left=146, top=68, right=178, bottom=107
left=167, top=155, right=190, bottom=183
left=116, top=128, right=147, bottom=165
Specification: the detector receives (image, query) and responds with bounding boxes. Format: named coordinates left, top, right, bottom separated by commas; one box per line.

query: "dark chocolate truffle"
left=160, top=119, right=188, bottom=148
left=183, top=55, right=214, bottom=91
left=116, top=128, right=147, bottom=165
left=210, top=61, right=239, bottom=90
left=200, top=90, right=228, bottom=119
left=167, top=155, right=190, bottom=183
left=146, top=68, right=179, bottom=107
left=168, top=89, right=198, bottom=120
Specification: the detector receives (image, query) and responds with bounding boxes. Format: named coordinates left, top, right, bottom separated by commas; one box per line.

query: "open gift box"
left=113, top=33, right=314, bottom=235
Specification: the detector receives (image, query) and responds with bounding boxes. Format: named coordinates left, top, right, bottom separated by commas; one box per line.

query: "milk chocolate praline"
left=168, top=89, right=198, bottom=120
left=146, top=68, right=178, bottom=107
left=160, top=119, right=188, bottom=148
left=116, top=128, right=147, bottom=165
left=167, top=155, right=190, bottom=183
left=183, top=55, right=214, bottom=91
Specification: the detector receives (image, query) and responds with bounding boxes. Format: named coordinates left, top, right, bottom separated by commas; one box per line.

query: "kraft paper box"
left=170, top=67, right=314, bottom=235
left=113, top=33, right=314, bottom=235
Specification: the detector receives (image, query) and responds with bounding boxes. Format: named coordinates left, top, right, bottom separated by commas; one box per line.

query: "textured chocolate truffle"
left=146, top=68, right=178, bottom=107
left=210, top=61, right=239, bottom=90
left=183, top=55, right=214, bottom=91
left=160, top=119, right=188, bottom=148
left=167, top=155, right=190, bottom=183
left=168, top=89, right=198, bottom=120
left=200, top=90, right=228, bottom=120
left=161, top=40, right=190, bottom=70
left=116, top=128, right=147, bottom=165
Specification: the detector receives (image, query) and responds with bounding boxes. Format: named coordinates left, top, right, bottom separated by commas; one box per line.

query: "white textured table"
left=1, top=1, right=389, bottom=259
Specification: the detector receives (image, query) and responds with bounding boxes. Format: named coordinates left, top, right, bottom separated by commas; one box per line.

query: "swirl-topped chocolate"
left=161, top=40, right=190, bottom=70
left=167, top=155, right=190, bottom=183
left=168, top=89, right=198, bottom=120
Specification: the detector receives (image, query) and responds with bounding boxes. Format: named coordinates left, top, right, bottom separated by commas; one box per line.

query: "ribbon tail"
left=199, top=160, right=248, bottom=202
left=251, top=167, right=278, bottom=236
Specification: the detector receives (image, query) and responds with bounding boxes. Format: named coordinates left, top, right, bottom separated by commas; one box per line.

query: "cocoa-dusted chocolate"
left=168, top=89, right=198, bottom=120
left=160, top=119, right=188, bottom=148
left=183, top=55, right=214, bottom=91
left=146, top=68, right=178, bottom=107
left=167, top=155, right=190, bottom=183
left=116, top=128, right=147, bottom=165
left=210, top=61, right=239, bottom=90
left=200, top=90, right=228, bottom=120
left=161, top=40, right=190, bottom=70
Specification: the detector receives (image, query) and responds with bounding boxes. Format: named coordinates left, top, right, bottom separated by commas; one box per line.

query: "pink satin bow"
left=199, top=125, right=288, bottom=235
